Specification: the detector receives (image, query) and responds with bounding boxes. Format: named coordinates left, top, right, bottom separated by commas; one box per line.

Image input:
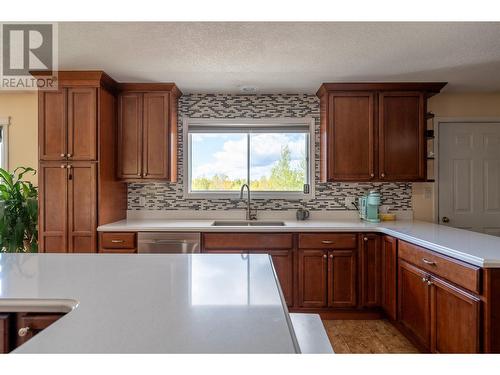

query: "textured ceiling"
left=58, top=22, right=500, bottom=93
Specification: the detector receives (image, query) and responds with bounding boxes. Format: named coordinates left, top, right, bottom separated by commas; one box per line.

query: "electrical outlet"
left=139, top=196, right=146, bottom=206
left=344, top=196, right=357, bottom=209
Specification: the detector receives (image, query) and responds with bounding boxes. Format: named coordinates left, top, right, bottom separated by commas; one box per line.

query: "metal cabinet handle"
left=442, top=217, right=450, bottom=223
left=321, top=240, right=334, bottom=244
left=66, top=153, right=72, bottom=157
left=322, top=254, right=327, bottom=259
left=111, top=240, right=125, bottom=243
left=137, top=173, right=141, bottom=176
left=60, top=153, right=66, bottom=158
left=422, top=258, right=436, bottom=266
left=66, top=165, right=72, bottom=169
left=422, top=277, right=427, bottom=282
left=363, top=237, right=368, bottom=241
left=381, top=173, right=385, bottom=178
left=329, top=254, right=333, bottom=258
left=370, top=173, right=374, bottom=178
left=60, top=164, right=66, bottom=168
left=18, top=327, right=30, bottom=337
left=427, top=280, right=433, bottom=286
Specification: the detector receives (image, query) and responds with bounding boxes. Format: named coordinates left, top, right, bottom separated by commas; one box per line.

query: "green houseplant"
left=0, top=167, right=38, bottom=252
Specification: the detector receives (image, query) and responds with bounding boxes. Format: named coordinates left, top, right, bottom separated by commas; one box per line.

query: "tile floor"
left=323, top=320, right=419, bottom=353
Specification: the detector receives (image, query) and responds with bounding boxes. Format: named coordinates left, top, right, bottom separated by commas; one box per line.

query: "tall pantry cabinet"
left=37, top=72, right=127, bottom=253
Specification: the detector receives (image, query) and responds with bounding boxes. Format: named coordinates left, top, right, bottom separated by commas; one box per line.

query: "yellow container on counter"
left=379, top=213, right=396, bottom=221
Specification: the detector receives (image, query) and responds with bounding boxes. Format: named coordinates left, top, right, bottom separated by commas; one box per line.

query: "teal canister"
left=366, top=190, right=381, bottom=223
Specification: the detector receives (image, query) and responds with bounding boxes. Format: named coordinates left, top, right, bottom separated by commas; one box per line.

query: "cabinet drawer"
left=398, top=240, right=480, bottom=294
left=203, top=233, right=293, bottom=250
left=298, top=233, right=357, bottom=249
left=100, top=232, right=136, bottom=249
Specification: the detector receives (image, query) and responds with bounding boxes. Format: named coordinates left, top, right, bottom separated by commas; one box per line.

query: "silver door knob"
left=323, top=254, right=327, bottom=259
left=381, top=173, right=385, bottom=178
left=60, top=153, right=65, bottom=157
left=370, top=173, right=374, bottom=178
left=60, top=164, right=65, bottom=168
left=442, top=217, right=450, bottom=223
left=18, top=327, right=30, bottom=337
left=66, top=153, right=72, bottom=157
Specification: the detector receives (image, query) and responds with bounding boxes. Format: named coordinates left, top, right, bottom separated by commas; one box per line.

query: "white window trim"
left=0, top=116, right=10, bottom=171
left=183, top=117, right=316, bottom=200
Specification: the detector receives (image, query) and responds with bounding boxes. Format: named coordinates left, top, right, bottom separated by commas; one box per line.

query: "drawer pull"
left=111, top=240, right=125, bottom=243
left=323, top=254, right=327, bottom=259
left=18, top=327, right=30, bottom=337
left=321, top=240, right=334, bottom=244
left=422, top=258, right=437, bottom=266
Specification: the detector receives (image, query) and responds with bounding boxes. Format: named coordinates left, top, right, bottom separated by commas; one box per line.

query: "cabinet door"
left=268, top=250, right=294, bottom=307
left=0, top=314, right=10, bottom=353
left=328, top=250, right=357, bottom=307
left=67, top=162, right=97, bottom=253
left=360, top=234, right=381, bottom=307
left=431, top=277, right=480, bottom=353
left=67, top=88, right=97, bottom=160
left=398, top=260, right=431, bottom=350
left=378, top=92, right=425, bottom=181
left=39, top=89, right=66, bottom=160
left=118, top=93, right=143, bottom=179
left=298, top=249, right=328, bottom=308
left=142, top=92, right=170, bottom=179
left=15, top=313, right=64, bottom=347
left=39, top=162, right=68, bottom=253
left=327, top=92, right=375, bottom=181
left=381, top=236, right=397, bottom=320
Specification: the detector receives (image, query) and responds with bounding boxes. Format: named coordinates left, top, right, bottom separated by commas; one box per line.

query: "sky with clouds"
left=191, top=132, right=307, bottom=181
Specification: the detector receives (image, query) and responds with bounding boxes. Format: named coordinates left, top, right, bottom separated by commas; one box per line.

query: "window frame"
left=183, top=117, right=315, bottom=200
left=0, top=117, right=10, bottom=171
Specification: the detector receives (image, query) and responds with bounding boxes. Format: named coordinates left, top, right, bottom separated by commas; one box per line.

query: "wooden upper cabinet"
left=379, top=92, right=425, bottom=181
left=39, top=161, right=68, bottom=253
left=67, top=88, right=97, bottom=160
left=325, top=92, right=375, bottom=181
left=117, top=83, right=181, bottom=182
left=39, top=87, right=98, bottom=161
left=39, top=89, right=66, bottom=160
left=317, top=83, right=446, bottom=182
left=118, top=93, right=143, bottom=179
left=143, top=92, right=170, bottom=179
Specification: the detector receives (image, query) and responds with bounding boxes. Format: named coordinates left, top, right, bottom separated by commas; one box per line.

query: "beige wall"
left=0, top=92, right=38, bottom=183
left=412, top=92, right=500, bottom=222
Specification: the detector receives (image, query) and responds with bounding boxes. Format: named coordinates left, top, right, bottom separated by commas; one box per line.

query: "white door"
left=439, top=122, right=500, bottom=236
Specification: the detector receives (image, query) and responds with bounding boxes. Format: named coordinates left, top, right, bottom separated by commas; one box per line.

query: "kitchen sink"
left=211, top=220, right=286, bottom=227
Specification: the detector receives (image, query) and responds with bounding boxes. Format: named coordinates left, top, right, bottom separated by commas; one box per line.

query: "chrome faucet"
left=240, top=184, right=256, bottom=220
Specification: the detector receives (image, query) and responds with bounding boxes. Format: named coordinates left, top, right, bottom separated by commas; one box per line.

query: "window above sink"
left=183, top=117, right=315, bottom=200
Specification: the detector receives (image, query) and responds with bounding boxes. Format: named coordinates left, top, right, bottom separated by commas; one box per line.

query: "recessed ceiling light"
left=239, top=85, right=258, bottom=93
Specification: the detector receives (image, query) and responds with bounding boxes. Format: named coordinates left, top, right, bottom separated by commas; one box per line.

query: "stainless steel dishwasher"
left=137, top=232, right=201, bottom=253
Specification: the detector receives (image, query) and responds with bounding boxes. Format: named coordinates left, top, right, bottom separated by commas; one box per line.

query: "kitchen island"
left=0, top=253, right=329, bottom=353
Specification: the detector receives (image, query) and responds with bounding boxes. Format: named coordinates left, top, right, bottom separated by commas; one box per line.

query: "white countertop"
left=0, top=253, right=300, bottom=353
left=98, top=219, right=500, bottom=267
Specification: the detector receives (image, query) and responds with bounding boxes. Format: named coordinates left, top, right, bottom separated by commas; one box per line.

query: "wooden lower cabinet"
left=381, top=235, right=397, bottom=320
left=298, top=249, right=328, bottom=308
left=328, top=250, right=357, bottom=307
left=298, top=248, right=357, bottom=308
left=360, top=234, right=381, bottom=307
left=39, top=161, right=97, bottom=253
left=398, top=260, right=431, bottom=350
left=0, top=314, right=11, bottom=354
left=398, top=259, right=481, bottom=353
left=431, top=276, right=480, bottom=353
left=15, top=313, right=64, bottom=348
left=267, top=250, right=294, bottom=307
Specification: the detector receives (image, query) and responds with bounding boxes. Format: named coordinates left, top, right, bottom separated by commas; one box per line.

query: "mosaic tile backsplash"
left=128, top=94, right=412, bottom=212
